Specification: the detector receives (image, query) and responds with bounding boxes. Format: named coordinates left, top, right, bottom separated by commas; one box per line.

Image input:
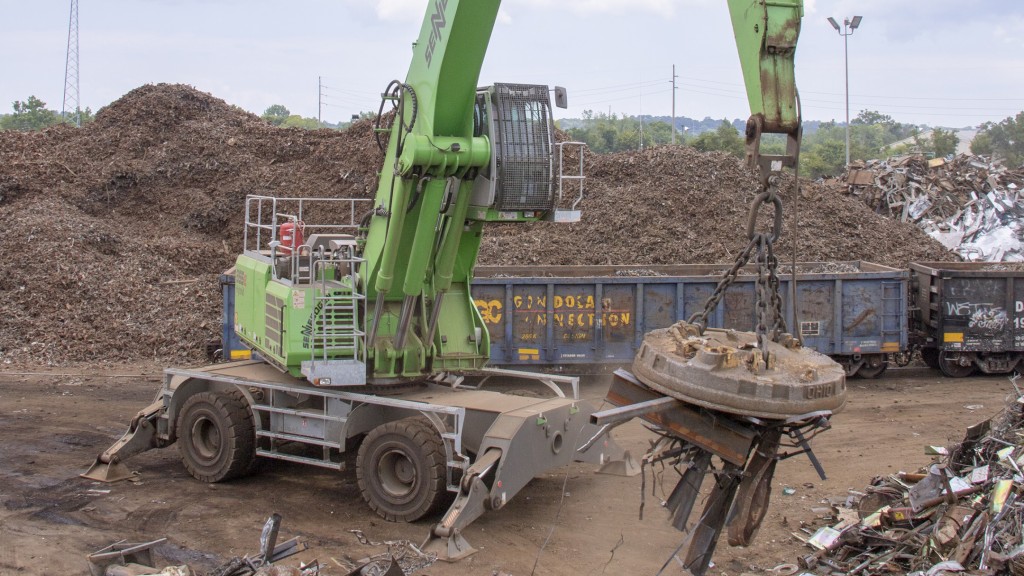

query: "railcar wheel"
left=856, top=357, right=888, bottom=379
left=938, top=352, right=976, bottom=378
left=357, top=417, right=447, bottom=522
left=177, top=391, right=256, bottom=482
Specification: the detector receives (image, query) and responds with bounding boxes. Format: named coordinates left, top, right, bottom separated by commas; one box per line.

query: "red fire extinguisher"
left=278, top=220, right=304, bottom=255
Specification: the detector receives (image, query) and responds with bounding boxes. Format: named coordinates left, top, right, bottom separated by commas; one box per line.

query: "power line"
left=573, top=88, right=673, bottom=108
left=569, top=79, right=666, bottom=95
left=581, top=72, right=1019, bottom=108
left=319, top=83, right=380, bottom=98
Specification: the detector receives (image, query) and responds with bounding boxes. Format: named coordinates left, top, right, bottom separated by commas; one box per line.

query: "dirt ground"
left=0, top=365, right=1015, bottom=575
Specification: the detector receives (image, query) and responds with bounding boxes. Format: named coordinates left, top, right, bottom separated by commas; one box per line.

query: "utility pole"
left=639, top=94, right=644, bottom=151
left=670, top=64, right=679, bottom=144
left=828, top=16, right=863, bottom=167
left=318, top=76, right=323, bottom=124
left=62, top=0, right=81, bottom=127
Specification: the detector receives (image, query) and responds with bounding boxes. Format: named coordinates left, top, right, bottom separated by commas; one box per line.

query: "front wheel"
left=356, top=417, right=447, bottom=522
left=938, top=352, right=976, bottom=378
left=177, top=391, right=256, bottom=482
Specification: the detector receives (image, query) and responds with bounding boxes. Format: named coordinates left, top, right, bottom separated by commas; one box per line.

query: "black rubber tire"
left=921, top=348, right=940, bottom=370
left=938, top=352, right=976, bottom=378
left=356, top=417, right=447, bottom=522
left=177, top=391, right=256, bottom=483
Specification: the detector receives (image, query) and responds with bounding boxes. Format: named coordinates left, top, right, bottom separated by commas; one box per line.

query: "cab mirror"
left=554, top=86, right=568, bottom=109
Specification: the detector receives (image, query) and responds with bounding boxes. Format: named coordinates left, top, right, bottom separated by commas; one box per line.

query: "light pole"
left=827, top=15, right=862, bottom=168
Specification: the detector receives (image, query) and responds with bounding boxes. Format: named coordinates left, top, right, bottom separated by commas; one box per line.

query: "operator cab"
left=470, top=83, right=583, bottom=223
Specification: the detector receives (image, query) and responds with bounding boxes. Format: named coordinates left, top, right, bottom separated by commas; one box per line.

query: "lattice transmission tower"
left=62, top=0, right=81, bottom=126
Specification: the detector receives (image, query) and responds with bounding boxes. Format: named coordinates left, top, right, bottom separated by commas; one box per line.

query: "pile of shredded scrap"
left=841, top=154, right=1024, bottom=261
left=0, top=83, right=952, bottom=367
left=795, top=388, right=1024, bottom=575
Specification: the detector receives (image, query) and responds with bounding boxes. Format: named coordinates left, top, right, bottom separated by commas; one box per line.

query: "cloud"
left=820, top=0, right=1024, bottom=41
left=518, top=0, right=678, bottom=17
left=994, top=15, right=1024, bottom=47
left=370, top=0, right=696, bottom=22
left=374, top=0, right=427, bottom=22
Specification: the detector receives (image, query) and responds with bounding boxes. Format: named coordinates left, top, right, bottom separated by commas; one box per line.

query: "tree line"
left=4, top=95, right=1022, bottom=177
left=560, top=109, right=986, bottom=178
left=0, top=96, right=93, bottom=130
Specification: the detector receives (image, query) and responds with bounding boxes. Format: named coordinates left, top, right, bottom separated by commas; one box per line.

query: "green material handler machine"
left=85, top=0, right=826, bottom=567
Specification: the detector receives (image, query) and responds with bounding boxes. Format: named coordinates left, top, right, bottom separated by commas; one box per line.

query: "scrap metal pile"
left=796, top=389, right=1024, bottom=575
left=843, top=154, right=1024, bottom=262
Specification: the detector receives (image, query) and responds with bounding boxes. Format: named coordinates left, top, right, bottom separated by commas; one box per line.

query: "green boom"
left=360, top=0, right=502, bottom=380
left=727, top=0, right=803, bottom=137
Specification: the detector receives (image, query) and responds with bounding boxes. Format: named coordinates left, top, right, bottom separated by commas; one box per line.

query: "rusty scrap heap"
left=798, top=391, right=1024, bottom=575
left=843, top=154, right=1024, bottom=262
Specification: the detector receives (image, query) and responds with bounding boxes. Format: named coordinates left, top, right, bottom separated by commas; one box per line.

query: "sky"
left=2, top=0, right=1023, bottom=128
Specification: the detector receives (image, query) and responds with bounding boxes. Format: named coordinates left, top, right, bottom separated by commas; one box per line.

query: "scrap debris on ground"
left=0, top=83, right=952, bottom=367
left=841, top=154, right=1024, bottom=261
left=334, top=530, right=435, bottom=576
left=88, top=514, right=315, bottom=576
left=794, top=383, right=1024, bottom=575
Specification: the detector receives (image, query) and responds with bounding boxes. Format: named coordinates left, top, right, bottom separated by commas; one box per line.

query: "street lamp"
left=827, top=15, right=863, bottom=168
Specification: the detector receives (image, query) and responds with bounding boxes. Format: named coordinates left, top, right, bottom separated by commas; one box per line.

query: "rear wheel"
left=177, top=391, right=256, bottom=482
left=357, top=417, right=447, bottom=522
left=938, top=352, right=976, bottom=378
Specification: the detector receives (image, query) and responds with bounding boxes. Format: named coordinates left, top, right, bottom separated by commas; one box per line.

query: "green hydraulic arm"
left=360, top=0, right=568, bottom=381
left=360, top=0, right=500, bottom=381
left=727, top=0, right=803, bottom=181
left=231, top=0, right=569, bottom=385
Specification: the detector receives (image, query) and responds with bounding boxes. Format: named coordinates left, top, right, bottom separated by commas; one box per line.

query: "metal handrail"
left=243, top=195, right=373, bottom=255
left=556, top=141, right=586, bottom=210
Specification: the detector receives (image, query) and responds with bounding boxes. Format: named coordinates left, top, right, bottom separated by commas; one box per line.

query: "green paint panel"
left=728, top=0, right=803, bottom=134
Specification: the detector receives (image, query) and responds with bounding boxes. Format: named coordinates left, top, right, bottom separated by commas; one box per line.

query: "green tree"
left=970, top=130, right=994, bottom=156
left=690, top=120, right=744, bottom=157
left=643, top=120, right=675, bottom=147
left=62, top=106, right=95, bottom=126
left=974, top=112, right=1024, bottom=165
left=0, top=96, right=61, bottom=131
left=280, top=114, right=324, bottom=130
left=930, top=128, right=959, bottom=157
left=852, top=109, right=917, bottom=141
left=262, top=104, right=291, bottom=126
left=801, top=139, right=846, bottom=178
left=851, top=110, right=893, bottom=126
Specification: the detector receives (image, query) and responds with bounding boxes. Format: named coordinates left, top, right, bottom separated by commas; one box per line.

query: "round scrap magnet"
left=632, top=322, right=846, bottom=419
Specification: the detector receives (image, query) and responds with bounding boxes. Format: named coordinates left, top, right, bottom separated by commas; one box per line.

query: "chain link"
left=692, top=176, right=789, bottom=363
left=766, top=240, right=788, bottom=338
left=687, top=239, right=757, bottom=332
